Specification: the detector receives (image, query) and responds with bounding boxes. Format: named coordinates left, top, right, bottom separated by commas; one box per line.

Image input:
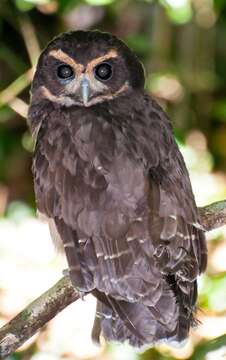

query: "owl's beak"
left=81, top=77, right=90, bottom=106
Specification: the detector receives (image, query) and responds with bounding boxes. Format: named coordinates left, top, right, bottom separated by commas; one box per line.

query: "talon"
left=154, top=244, right=170, bottom=260
left=154, top=244, right=165, bottom=258
left=73, top=288, right=86, bottom=300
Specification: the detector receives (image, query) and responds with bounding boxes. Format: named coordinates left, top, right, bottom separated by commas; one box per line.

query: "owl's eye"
left=57, top=64, right=74, bottom=79
left=94, top=63, right=112, bottom=81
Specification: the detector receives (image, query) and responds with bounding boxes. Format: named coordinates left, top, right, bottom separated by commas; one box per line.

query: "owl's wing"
left=143, top=97, right=207, bottom=277
left=137, top=97, right=208, bottom=338
left=32, top=117, right=96, bottom=291
left=147, top=176, right=207, bottom=293
left=148, top=169, right=207, bottom=275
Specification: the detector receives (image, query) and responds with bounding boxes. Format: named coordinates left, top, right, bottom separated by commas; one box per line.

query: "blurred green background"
left=1, top=0, right=226, bottom=359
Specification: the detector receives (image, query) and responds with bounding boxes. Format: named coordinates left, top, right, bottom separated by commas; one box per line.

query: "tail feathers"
left=97, top=301, right=148, bottom=347
left=91, top=300, right=102, bottom=345
left=167, top=276, right=198, bottom=342
left=94, top=296, right=180, bottom=347
left=92, top=280, right=197, bottom=347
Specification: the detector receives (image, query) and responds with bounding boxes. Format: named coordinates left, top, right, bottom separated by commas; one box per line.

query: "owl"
left=28, top=30, right=207, bottom=347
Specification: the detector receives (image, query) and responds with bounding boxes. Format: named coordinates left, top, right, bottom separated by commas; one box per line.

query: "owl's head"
left=31, top=30, right=145, bottom=107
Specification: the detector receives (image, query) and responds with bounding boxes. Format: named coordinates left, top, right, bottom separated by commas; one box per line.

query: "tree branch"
left=0, top=276, right=79, bottom=359
left=198, top=200, right=226, bottom=231
left=0, top=199, right=226, bottom=359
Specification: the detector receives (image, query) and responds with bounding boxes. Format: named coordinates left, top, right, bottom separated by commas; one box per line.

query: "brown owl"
left=28, top=30, right=207, bottom=347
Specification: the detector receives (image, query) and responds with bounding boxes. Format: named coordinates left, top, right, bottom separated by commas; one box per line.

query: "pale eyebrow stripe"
left=86, top=49, right=118, bottom=73
left=48, top=49, right=84, bottom=72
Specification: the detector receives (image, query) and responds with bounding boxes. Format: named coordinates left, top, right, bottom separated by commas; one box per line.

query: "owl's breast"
left=68, top=115, right=148, bottom=248
left=34, top=111, right=147, bottom=238
left=72, top=114, right=146, bottom=210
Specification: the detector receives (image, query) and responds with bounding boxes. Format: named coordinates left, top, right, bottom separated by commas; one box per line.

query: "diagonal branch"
left=0, top=69, right=32, bottom=109
left=0, top=276, right=79, bottom=359
left=198, top=200, right=226, bottom=231
left=0, top=199, right=226, bottom=358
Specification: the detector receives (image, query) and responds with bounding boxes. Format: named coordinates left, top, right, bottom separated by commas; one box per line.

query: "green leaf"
left=15, top=0, right=51, bottom=11
left=125, top=34, right=151, bottom=57
left=159, top=0, right=193, bottom=24
left=190, top=335, right=226, bottom=360
left=15, top=0, right=35, bottom=11
left=85, top=0, right=115, bottom=5
left=199, top=274, right=226, bottom=312
left=58, top=0, right=81, bottom=13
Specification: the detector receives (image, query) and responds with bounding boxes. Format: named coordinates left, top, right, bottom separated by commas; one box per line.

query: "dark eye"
left=95, top=63, right=112, bottom=81
left=57, top=64, right=74, bottom=79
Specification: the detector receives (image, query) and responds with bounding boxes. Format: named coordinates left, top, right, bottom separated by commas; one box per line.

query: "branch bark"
left=0, top=276, right=79, bottom=359
left=0, top=199, right=226, bottom=359
left=198, top=200, right=226, bottom=231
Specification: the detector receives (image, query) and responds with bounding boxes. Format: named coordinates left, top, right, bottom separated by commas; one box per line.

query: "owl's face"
left=31, top=31, right=145, bottom=107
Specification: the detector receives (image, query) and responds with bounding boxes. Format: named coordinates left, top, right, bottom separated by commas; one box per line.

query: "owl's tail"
left=91, top=294, right=148, bottom=347
left=92, top=281, right=197, bottom=347
left=91, top=280, right=196, bottom=348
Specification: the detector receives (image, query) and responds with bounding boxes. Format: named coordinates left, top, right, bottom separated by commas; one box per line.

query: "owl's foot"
left=176, top=259, right=199, bottom=282
left=154, top=243, right=170, bottom=271
left=62, top=268, right=86, bottom=299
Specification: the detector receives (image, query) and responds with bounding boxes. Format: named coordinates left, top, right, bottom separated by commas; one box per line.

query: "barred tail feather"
left=92, top=278, right=198, bottom=348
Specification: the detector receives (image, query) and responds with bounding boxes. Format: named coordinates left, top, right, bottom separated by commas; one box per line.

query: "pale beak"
left=81, top=77, right=90, bottom=106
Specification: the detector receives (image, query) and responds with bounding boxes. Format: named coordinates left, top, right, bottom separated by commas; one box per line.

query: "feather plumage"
left=29, top=30, right=207, bottom=347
